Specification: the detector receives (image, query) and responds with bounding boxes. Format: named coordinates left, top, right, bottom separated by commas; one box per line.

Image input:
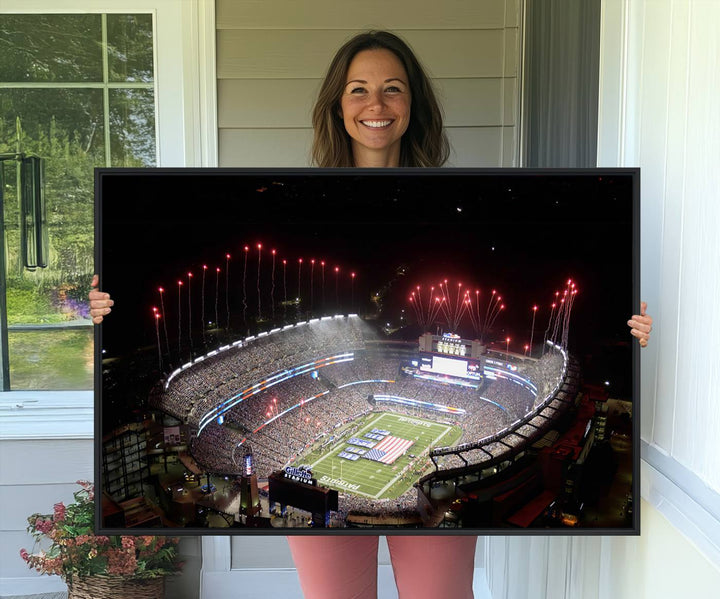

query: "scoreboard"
left=411, top=332, right=486, bottom=385
left=419, top=354, right=483, bottom=381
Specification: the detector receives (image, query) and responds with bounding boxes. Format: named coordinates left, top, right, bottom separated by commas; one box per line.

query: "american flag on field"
left=362, top=435, right=414, bottom=464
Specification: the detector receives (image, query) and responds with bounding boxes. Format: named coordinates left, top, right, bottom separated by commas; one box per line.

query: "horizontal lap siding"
left=217, top=1, right=521, bottom=168
left=217, top=0, right=513, bottom=30
left=0, top=439, right=93, bottom=580
left=218, top=30, right=510, bottom=79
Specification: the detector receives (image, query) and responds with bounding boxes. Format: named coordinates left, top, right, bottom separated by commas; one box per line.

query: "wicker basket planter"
left=67, top=575, right=165, bottom=599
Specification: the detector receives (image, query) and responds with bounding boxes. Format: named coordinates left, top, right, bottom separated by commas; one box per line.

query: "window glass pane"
left=107, top=14, right=154, bottom=83
left=8, top=329, right=93, bottom=390
left=1, top=89, right=103, bottom=280
left=2, top=89, right=100, bottom=390
left=109, top=88, right=156, bottom=166
left=0, top=14, right=102, bottom=82
left=1, top=13, right=157, bottom=390
left=0, top=89, right=106, bottom=163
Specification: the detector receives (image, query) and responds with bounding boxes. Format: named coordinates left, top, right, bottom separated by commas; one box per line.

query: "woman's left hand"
left=628, top=301, right=652, bottom=347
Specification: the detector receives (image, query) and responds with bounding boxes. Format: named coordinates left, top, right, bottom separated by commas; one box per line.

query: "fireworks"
left=158, top=287, right=170, bottom=358
left=225, top=254, right=231, bottom=330
left=543, top=279, right=579, bottom=352
left=408, top=279, right=504, bottom=341
left=256, top=244, right=262, bottom=320
left=149, top=243, right=358, bottom=370
left=408, top=276, right=578, bottom=351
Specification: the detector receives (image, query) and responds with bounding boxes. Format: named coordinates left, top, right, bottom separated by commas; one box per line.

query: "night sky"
left=98, top=168, right=637, bottom=407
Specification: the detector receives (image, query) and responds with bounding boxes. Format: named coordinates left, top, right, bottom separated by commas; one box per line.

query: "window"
left=0, top=13, right=156, bottom=390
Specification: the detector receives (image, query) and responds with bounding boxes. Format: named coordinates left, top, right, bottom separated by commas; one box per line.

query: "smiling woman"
left=311, top=30, right=449, bottom=168
left=340, top=49, right=412, bottom=167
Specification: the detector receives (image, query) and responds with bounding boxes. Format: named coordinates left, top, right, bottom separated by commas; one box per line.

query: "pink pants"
left=287, top=535, right=477, bottom=599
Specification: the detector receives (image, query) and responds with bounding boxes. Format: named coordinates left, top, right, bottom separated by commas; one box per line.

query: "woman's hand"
left=89, top=274, right=114, bottom=324
left=627, top=301, right=652, bottom=347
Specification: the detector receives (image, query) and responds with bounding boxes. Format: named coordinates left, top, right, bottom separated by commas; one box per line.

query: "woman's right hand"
left=89, top=274, right=114, bottom=324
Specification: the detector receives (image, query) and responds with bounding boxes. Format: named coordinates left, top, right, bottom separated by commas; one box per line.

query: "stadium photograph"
left=95, top=168, right=638, bottom=534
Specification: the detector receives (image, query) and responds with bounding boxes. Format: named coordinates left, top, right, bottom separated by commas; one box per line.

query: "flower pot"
left=67, top=575, right=165, bottom=599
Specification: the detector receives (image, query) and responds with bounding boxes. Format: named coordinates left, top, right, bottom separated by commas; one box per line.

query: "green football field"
left=298, top=411, right=463, bottom=500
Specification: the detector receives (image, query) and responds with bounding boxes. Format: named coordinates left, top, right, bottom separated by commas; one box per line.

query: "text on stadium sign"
left=284, top=466, right=314, bottom=484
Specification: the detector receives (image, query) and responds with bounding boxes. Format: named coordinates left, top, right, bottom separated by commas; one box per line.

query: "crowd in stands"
left=152, top=316, right=376, bottom=424
left=337, top=488, right=420, bottom=519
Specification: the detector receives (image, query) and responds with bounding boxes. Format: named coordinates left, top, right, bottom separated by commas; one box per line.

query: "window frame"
left=0, top=0, right=217, bottom=440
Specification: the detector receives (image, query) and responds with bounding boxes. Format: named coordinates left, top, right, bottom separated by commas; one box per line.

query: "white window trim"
left=0, top=391, right=93, bottom=439
left=0, top=0, right=217, bottom=439
left=641, top=443, right=720, bottom=568
left=597, top=0, right=720, bottom=569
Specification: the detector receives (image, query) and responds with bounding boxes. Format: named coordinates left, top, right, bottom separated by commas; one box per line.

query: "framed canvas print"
left=95, top=168, right=639, bottom=535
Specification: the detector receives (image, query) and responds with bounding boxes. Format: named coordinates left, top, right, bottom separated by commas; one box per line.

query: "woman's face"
left=340, top=49, right=411, bottom=166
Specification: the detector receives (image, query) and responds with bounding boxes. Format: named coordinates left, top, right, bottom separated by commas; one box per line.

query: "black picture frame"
left=95, top=167, right=640, bottom=536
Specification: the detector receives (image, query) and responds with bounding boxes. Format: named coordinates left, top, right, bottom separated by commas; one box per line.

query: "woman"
left=90, top=31, right=653, bottom=599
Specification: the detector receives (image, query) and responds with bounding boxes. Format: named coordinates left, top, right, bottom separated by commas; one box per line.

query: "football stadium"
left=144, top=314, right=578, bottom=528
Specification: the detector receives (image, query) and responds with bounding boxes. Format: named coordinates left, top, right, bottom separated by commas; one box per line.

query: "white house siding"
left=0, top=439, right=93, bottom=595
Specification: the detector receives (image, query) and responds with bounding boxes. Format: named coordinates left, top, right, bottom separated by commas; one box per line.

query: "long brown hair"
left=311, top=31, right=449, bottom=167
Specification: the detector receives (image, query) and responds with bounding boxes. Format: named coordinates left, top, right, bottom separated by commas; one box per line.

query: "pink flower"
left=107, top=548, right=137, bottom=576
left=19, top=548, right=29, bottom=562
left=34, top=518, right=53, bottom=534
left=53, top=502, right=66, bottom=522
left=121, top=537, right=135, bottom=549
left=43, top=556, right=64, bottom=576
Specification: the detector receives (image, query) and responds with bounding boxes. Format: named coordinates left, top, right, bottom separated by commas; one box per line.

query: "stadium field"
left=299, top=411, right=463, bottom=500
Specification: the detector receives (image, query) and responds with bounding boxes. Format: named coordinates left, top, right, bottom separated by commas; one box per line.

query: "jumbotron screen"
left=419, top=355, right=482, bottom=380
